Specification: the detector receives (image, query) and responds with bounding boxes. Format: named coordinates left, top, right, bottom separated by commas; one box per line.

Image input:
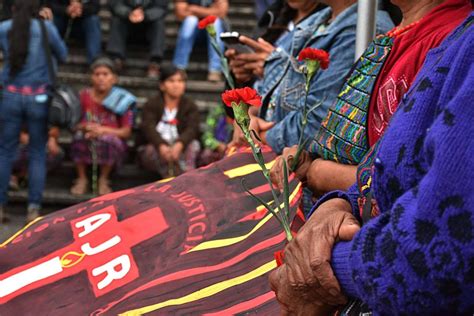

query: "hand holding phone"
left=220, top=32, right=255, bottom=54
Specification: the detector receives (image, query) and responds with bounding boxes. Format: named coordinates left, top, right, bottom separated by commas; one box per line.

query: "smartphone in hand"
left=220, top=32, right=255, bottom=54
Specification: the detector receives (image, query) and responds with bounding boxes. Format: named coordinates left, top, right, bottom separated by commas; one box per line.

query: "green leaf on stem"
left=282, top=159, right=291, bottom=222
left=242, top=178, right=293, bottom=241
left=241, top=178, right=283, bottom=225
left=307, top=97, right=325, bottom=115
left=251, top=129, right=262, bottom=143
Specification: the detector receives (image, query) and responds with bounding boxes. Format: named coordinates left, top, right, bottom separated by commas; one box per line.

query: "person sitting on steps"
left=172, top=0, right=229, bottom=82
left=106, top=0, right=168, bottom=79
left=70, top=58, right=135, bottom=196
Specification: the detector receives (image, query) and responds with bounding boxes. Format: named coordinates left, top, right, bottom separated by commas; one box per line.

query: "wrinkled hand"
left=39, top=7, right=53, bottom=20
left=47, top=138, right=61, bottom=156
left=269, top=265, right=337, bottom=316
left=234, top=36, right=275, bottom=78
left=158, top=144, right=172, bottom=162
left=129, top=8, right=145, bottom=23
left=278, top=198, right=360, bottom=306
left=270, top=146, right=312, bottom=190
left=225, top=48, right=254, bottom=84
left=171, top=141, right=184, bottom=161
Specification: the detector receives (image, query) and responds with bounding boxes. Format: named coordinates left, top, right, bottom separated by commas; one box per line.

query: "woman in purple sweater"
left=269, top=12, right=474, bottom=315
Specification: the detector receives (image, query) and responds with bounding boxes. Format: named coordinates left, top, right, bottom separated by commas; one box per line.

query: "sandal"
left=71, top=178, right=88, bottom=195
left=98, top=178, right=113, bottom=196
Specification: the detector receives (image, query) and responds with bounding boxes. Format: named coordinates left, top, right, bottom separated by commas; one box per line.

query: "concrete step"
left=62, top=54, right=214, bottom=80
left=58, top=71, right=225, bottom=101
left=99, top=8, right=257, bottom=29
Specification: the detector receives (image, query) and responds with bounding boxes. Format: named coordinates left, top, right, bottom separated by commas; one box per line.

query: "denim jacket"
left=0, top=19, right=68, bottom=87
left=260, top=4, right=394, bottom=154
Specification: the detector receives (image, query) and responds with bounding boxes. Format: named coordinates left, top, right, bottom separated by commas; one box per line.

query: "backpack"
left=39, top=19, right=81, bottom=130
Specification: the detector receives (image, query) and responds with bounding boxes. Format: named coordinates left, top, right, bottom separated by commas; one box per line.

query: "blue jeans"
left=54, top=14, right=102, bottom=64
left=0, top=91, right=49, bottom=207
left=106, top=16, right=166, bottom=62
left=172, top=16, right=224, bottom=72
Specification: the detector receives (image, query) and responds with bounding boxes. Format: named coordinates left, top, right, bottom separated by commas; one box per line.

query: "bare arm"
left=99, top=126, right=132, bottom=139
left=306, top=159, right=357, bottom=196
left=174, top=1, right=190, bottom=21
left=188, top=0, right=228, bottom=18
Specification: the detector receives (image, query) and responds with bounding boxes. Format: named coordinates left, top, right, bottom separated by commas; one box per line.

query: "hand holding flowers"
left=290, top=47, right=330, bottom=170
left=222, top=87, right=293, bottom=241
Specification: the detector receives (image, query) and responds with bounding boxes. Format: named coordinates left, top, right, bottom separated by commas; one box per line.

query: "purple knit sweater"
left=317, top=14, right=474, bottom=315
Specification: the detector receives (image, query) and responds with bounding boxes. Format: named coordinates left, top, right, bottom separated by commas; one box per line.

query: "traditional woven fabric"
left=355, top=142, right=381, bottom=220
left=310, top=36, right=394, bottom=165
left=71, top=134, right=128, bottom=167
left=0, top=146, right=303, bottom=315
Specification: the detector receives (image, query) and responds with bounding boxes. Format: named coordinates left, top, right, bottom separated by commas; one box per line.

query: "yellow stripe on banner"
left=157, top=177, right=174, bottom=183
left=189, top=213, right=273, bottom=253
left=0, top=216, right=43, bottom=248
left=188, top=183, right=301, bottom=253
left=224, top=160, right=275, bottom=179
left=119, top=261, right=277, bottom=316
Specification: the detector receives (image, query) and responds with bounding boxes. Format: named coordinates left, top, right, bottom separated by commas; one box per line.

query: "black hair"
left=259, top=1, right=326, bottom=45
left=259, top=1, right=297, bottom=44
left=90, top=57, right=117, bottom=74
left=8, top=0, right=39, bottom=78
left=159, top=64, right=186, bottom=83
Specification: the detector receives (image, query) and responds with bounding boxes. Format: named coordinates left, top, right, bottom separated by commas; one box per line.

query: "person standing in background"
left=0, top=0, right=68, bottom=222
left=46, top=0, right=102, bottom=64
left=106, top=0, right=167, bottom=78
left=172, top=0, right=228, bottom=82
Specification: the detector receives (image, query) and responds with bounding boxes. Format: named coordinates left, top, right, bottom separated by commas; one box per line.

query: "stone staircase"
left=4, top=0, right=257, bottom=219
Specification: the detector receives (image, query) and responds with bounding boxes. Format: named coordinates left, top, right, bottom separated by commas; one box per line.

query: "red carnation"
left=221, top=87, right=262, bottom=108
left=274, top=250, right=285, bottom=267
left=168, top=118, right=179, bottom=126
left=198, top=15, right=217, bottom=29
left=298, top=48, right=330, bottom=69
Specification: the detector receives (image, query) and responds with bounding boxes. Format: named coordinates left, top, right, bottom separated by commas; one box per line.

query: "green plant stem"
left=240, top=124, right=293, bottom=241
left=209, top=36, right=235, bottom=89
left=91, top=140, right=98, bottom=196
left=87, top=112, right=98, bottom=196
left=291, top=78, right=311, bottom=171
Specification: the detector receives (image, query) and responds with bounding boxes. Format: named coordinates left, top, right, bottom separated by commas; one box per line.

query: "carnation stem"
left=291, top=77, right=311, bottom=171
left=208, top=35, right=235, bottom=89
left=239, top=123, right=293, bottom=241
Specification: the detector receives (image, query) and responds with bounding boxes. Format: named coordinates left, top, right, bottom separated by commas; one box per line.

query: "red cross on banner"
left=0, top=205, right=169, bottom=302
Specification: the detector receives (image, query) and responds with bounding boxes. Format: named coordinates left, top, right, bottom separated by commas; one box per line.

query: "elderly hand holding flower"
left=270, top=47, right=330, bottom=189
